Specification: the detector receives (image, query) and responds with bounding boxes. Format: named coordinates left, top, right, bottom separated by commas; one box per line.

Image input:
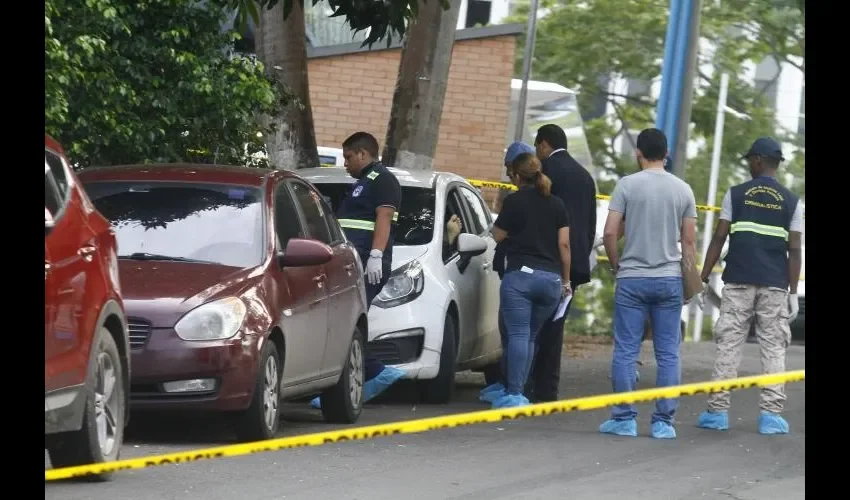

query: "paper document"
left=553, top=295, right=573, bottom=321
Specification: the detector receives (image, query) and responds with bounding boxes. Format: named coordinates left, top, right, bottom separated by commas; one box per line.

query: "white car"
left=299, top=167, right=503, bottom=403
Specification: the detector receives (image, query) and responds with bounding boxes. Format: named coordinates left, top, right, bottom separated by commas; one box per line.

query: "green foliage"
left=45, top=0, right=286, bottom=167
left=222, top=0, right=451, bottom=48
left=506, top=0, right=804, bottom=336
left=508, top=0, right=804, bottom=203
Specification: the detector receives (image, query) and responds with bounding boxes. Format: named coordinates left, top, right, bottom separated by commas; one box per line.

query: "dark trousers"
left=358, top=247, right=392, bottom=380
left=524, top=283, right=580, bottom=401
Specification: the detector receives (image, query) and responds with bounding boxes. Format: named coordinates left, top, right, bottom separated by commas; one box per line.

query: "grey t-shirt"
left=609, top=168, right=697, bottom=278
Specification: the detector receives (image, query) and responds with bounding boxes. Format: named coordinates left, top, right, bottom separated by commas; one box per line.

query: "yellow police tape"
left=468, top=178, right=806, bottom=219
left=468, top=178, right=722, bottom=212
left=45, top=369, right=804, bottom=482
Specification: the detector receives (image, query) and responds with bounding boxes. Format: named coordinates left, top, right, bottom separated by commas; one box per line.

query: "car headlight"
left=373, top=260, right=424, bottom=309
left=174, top=297, right=247, bottom=341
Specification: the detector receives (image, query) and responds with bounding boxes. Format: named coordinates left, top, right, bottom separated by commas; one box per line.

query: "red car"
left=45, top=135, right=130, bottom=479
left=77, top=164, right=368, bottom=441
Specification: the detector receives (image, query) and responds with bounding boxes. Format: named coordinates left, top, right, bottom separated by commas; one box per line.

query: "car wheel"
left=46, top=326, right=126, bottom=482
left=418, top=314, right=457, bottom=404
left=321, top=326, right=365, bottom=423
left=234, top=338, right=281, bottom=442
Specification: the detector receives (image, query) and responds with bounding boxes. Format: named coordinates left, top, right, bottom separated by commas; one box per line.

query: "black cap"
left=742, top=137, right=785, bottom=162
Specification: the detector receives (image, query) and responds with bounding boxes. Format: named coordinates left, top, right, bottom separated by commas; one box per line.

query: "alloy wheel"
left=349, top=338, right=363, bottom=408
left=94, top=352, right=119, bottom=457
left=262, top=356, right=279, bottom=431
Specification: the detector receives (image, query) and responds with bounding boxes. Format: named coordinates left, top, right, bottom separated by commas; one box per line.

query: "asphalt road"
left=45, top=341, right=805, bottom=500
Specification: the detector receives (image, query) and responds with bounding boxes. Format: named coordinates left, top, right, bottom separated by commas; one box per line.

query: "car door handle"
left=45, top=261, right=51, bottom=279
left=78, top=245, right=96, bottom=261
left=482, top=261, right=490, bottom=270
left=344, top=263, right=355, bottom=271
left=313, top=274, right=326, bottom=288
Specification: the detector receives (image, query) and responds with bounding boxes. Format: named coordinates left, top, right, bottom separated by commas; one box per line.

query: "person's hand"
left=689, top=290, right=705, bottom=308
left=788, top=293, right=799, bottom=322
left=447, top=214, right=462, bottom=243
left=366, top=249, right=383, bottom=285
left=562, top=281, right=572, bottom=299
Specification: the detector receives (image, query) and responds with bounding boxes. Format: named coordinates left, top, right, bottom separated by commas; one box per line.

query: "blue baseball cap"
left=504, top=141, right=535, bottom=166
left=743, top=137, right=785, bottom=162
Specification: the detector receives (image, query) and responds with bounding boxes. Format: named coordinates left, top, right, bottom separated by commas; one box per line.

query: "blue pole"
left=655, top=0, right=682, bottom=135
left=664, top=0, right=695, bottom=171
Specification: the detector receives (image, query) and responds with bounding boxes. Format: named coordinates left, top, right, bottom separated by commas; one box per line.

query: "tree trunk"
left=382, top=0, right=462, bottom=171
left=257, top=0, right=319, bottom=170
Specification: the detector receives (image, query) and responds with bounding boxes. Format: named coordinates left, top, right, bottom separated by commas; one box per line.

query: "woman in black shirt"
left=488, top=152, right=572, bottom=408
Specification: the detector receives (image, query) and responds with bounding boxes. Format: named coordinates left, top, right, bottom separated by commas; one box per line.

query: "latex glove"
left=788, top=293, right=799, bottom=322
left=447, top=215, right=462, bottom=244
left=692, top=290, right=705, bottom=309
left=365, top=249, right=383, bottom=285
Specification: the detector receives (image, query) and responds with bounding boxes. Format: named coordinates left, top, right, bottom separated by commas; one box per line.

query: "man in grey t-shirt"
left=600, top=128, right=698, bottom=440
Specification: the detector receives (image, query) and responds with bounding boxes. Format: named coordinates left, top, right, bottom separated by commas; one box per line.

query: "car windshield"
left=83, top=181, right=265, bottom=268
left=312, top=183, right=435, bottom=246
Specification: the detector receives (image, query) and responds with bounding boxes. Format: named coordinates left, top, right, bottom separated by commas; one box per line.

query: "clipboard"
left=553, top=294, right=573, bottom=321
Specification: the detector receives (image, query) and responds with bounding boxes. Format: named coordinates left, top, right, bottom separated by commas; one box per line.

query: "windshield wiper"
left=118, top=253, right=212, bottom=264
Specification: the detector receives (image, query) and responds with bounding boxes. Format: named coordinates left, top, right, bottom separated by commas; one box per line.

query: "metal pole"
left=693, top=72, right=729, bottom=342
left=671, top=0, right=702, bottom=177
left=513, top=0, right=541, bottom=142
left=655, top=0, right=683, bottom=135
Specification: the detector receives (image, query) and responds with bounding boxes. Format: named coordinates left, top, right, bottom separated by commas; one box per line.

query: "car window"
left=458, top=186, right=490, bottom=235
left=443, top=189, right=470, bottom=262
left=317, top=195, right=344, bottom=244
left=312, top=183, right=436, bottom=246
left=289, top=181, right=334, bottom=245
left=83, top=181, right=265, bottom=268
left=45, top=150, right=69, bottom=205
left=273, top=184, right=304, bottom=248
left=45, top=163, right=61, bottom=218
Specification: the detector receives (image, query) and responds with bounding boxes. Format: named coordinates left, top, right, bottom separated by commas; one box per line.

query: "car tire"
left=46, top=326, right=126, bottom=482
left=234, top=338, right=281, bottom=442
left=321, top=326, right=365, bottom=424
left=418, top=314, right=457, bottom=404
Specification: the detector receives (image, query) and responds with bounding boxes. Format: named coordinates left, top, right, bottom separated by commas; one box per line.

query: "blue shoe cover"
left=309, top=396, right=321, bottom=410
left=480, top=383, right=505, bottom=403
left=697, top=410, right=729, bottom=430
left=758, top=411, right=790, bottom=435
left=492, top=393, right=530, bottom=409
left=599, top=419, right=638, bottom=437
left=363, top=366, right=407, bottom=403
left=651, top=421, right=677, bottom=439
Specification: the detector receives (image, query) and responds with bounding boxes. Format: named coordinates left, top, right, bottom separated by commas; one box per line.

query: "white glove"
left=788, top=293, right=799, bottom=322
left=366, top=249, right=383, bottom=285
left=688, top=290, right=705, bottom=309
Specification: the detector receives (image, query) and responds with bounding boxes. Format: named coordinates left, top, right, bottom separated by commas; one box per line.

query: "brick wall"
left=308, top=35, right=517, bottom=186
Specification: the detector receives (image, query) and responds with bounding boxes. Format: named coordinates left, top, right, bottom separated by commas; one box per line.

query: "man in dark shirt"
left=526, top=124, right=598, bottom=402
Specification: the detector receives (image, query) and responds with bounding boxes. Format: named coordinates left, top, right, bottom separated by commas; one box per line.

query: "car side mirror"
left=277, top=238, right=333, bottom=268
left=456, top=233, right=487, bottom=274
left=457, top=233, right=487, bottom=257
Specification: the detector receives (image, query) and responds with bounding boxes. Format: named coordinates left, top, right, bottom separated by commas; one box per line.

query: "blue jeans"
left=500, top=269, right=563, bottom=395
left=358, top=247, right=393, bottom=381
left=611, top=277, right=683, bottom=424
